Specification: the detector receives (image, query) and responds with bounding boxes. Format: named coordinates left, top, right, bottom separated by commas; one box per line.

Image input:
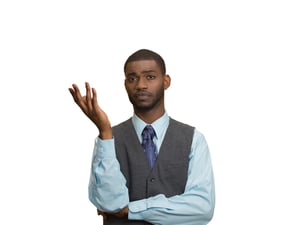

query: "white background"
left=1, top=0, right=289, bottom=224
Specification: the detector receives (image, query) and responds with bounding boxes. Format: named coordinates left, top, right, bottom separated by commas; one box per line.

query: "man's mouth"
left=134, top=92, right=151, bottom=100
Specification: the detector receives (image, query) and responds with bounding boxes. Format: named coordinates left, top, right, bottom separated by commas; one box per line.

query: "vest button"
left=150, top=178, right=155, bottom=182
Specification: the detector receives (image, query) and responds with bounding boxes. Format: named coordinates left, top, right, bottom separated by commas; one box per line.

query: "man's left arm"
left=128, top=130, right=215, bottom=225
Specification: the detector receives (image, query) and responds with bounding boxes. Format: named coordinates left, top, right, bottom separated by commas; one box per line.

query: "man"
left=69, top=49, right=215, bottom=225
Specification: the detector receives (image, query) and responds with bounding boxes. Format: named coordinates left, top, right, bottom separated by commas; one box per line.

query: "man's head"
left=124, top=49, right=171, bottom=118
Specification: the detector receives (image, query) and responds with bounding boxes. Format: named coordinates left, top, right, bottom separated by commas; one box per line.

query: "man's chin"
left=134, top=103, right=154, bottom=112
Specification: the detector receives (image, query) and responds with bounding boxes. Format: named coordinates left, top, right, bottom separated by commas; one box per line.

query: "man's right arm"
left=88, top=137, right=129, bottom=212
left=68, top=83, right=129, bottom=213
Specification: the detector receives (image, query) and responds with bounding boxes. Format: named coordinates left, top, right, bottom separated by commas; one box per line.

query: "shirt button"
left=150, top=178, right=155, bottom=182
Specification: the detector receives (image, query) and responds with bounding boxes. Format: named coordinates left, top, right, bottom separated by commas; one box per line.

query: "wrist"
left=99, top=129, right=113, bottom=140
left=116, top=206, right=128, bottom=218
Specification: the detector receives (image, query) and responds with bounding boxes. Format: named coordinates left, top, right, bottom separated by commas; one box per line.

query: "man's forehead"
left=126, top=60, right=158, bottom=70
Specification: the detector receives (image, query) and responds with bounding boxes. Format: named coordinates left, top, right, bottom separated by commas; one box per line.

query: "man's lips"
left=134, top=92, right=151, bottom=99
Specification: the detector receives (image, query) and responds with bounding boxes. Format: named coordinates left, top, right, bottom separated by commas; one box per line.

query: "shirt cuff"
left=128, top=199, right=147, bottom=220
left=95, top=137, right=116, bottom=159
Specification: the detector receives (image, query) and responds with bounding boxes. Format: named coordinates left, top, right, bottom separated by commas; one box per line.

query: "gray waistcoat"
left=104, top=118, right=194, bottom=225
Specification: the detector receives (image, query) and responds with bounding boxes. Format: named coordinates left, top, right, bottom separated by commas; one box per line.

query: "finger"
left=104, top=213, right=108, bottom=220
left=68, top=84, right=82, bottom=103
left=85, top=82, right=93, bottom=111
left=68, top=87, right=77, bottom=102
left=71, top=84, right=83, bottom=103
left=70, top=84, right=88, bottom=113
left=92, top=87, right=98, bottom=109
left=97, top=210, right=108, bottom=220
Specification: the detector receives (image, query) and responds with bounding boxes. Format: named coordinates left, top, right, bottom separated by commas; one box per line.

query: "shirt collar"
left=132, top=112, right=169, bottom=141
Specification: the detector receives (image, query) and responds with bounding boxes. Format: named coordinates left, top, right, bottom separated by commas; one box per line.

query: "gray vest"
left=104, top=118, right=194, bottom=225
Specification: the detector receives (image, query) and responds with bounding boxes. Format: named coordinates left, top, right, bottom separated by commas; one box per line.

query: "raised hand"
left=68, top=82, right=112, bottom=139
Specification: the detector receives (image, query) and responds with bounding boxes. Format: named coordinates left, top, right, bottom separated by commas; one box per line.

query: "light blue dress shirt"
left=89, top=113, right=215, bottom=225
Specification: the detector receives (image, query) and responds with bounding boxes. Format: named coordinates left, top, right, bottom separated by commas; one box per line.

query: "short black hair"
left=124, top=49, right=166, bottom=75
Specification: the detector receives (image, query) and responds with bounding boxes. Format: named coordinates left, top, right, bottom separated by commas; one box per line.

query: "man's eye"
left=146, top=75, right=156, bottom=80
left=127, top=77, right=137, bottom=82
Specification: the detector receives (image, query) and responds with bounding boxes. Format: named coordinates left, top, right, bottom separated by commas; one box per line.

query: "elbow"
left=199, top=182, right=215, bottom=222
left=204, top=205, right=215, bottom=223
left=200, top=198, right=215, bottom=223
left=192, top=194, right=215, bottom=223
left=88, top=183, right=129, bottom=213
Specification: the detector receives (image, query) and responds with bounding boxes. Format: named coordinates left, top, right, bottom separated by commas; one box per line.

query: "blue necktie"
left=141, top=125, right=157, bottom=169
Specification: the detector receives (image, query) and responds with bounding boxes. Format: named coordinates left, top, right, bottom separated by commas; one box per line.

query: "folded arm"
left=89, top=130, right=215, bottom=224
left=128, top=131, right=215, bottom=224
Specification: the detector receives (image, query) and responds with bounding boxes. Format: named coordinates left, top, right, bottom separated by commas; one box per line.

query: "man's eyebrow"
left=141, top=69, right=156, bottom=74
left=126, top=70, right=156, bottom=76
left=126, top=72, right=136, bottom=76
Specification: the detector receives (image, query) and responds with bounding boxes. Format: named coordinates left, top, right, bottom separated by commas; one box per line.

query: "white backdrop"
left=1, top=0, right=289, bottom=224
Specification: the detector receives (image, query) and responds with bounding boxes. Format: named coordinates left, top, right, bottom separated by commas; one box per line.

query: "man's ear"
left=164, top=74, right=171, bottom=90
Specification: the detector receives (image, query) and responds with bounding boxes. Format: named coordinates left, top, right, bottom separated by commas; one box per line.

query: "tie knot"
left=142, top=125, right=156, bottom=140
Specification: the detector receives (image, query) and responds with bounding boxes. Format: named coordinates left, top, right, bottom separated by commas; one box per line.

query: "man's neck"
left=134, top=108, right=165, bottom=124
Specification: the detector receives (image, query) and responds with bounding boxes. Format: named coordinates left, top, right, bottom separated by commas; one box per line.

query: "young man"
left=69, top=49, right=215, bottom=225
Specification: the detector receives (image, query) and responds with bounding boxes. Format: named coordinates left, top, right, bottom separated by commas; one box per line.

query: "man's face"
left=124, top=59, right=170, bottom=112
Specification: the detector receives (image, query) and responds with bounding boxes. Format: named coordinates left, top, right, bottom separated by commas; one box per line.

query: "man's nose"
left=136, top=77, right=147, bottom=89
